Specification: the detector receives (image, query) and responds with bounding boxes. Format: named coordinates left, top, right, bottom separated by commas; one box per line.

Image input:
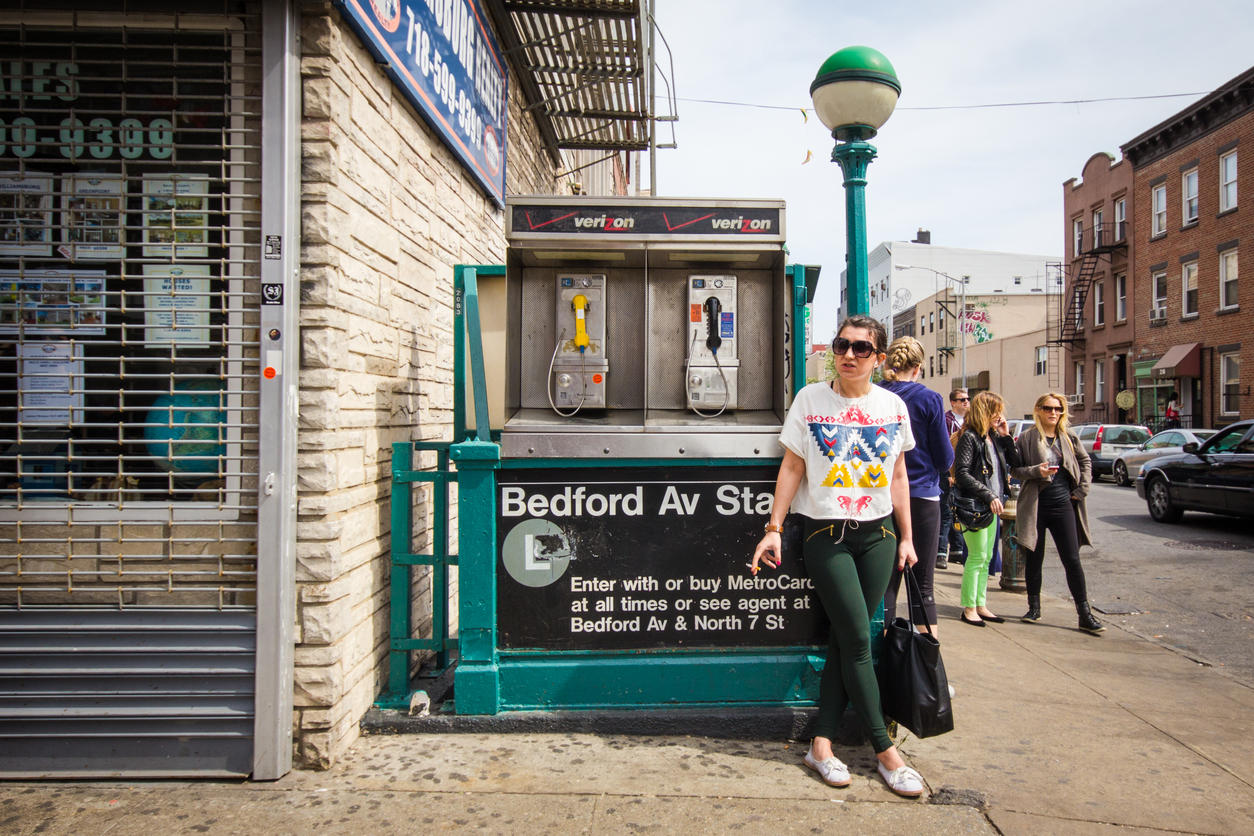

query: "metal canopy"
left=487, top=0, right=649, bottom=161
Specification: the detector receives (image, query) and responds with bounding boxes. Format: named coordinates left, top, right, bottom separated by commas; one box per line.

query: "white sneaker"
left=804, top=750, right=851, bottom=787
left=877, top=762, right=925, bottom=798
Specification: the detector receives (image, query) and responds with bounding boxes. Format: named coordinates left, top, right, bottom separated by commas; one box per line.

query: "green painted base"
left=496, top=650, right=823, bottom=711
left=453, top=661, right=501, bottom=715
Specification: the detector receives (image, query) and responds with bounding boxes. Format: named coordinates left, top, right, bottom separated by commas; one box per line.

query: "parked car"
left=1005, top=419, right=1033, bottom=440
left=1135, top=419, right=1254, bottom=522
left=1073, top=423, right=1151, bottom=480
left=1111, top=428, right=1218, bottom=486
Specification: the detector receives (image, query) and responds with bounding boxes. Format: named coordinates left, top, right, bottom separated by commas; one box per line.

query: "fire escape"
left=1047, top=222, right=1127, bottom=399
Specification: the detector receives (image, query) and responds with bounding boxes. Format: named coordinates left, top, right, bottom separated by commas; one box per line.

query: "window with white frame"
left=1115, top=273, right=1127, bottom=321
left=1092, top=208, right=1104, bottom=247
left=1221, top=352, right=1240, bottom=415
left=1221, top=249, right=1238, bottom=310
left=1182, top=260, right=1199, bottom=316
left=1035, top=346, right=1047, bottom=376
left=1094, top=280, right=1105, bottom=326
left=1115, top=197, right=1127, bottom=240
left=929, top=311, right=934, bottom=333
left=1073, top=217, right=1083, bottom=256
left=1152, top=184, right=1167, bottom=236
left=1152, top=270, right=1168, bottom=315
left=1182, top=168, right=1199, bottom=224
left=920, top=315, right=925, bottom=334
left=1220, top=150, right=1238, bottom=212
left=1094, top=359, right=1105, bottom=403
left=1074, top=361, right=1085, bottom=400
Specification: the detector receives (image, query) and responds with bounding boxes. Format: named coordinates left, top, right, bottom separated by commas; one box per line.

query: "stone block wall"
left=294, top=1, right=561, bottom=768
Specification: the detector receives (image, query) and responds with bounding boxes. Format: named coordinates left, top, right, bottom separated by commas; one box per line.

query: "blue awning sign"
left=336, top=0, right=508, bottom=205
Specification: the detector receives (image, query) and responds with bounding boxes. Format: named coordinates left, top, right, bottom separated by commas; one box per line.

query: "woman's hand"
left=993, top=416, right=1010, bottom=436
left=1037, top=462, right=1055, bottom=478
left=897, top=539, right=918, bottom=570
left=990, top=497, right=1005, bottom=516
left=751, top=532, right=781, bottom=574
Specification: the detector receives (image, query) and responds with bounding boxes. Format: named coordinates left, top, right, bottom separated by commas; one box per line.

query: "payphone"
left=548, top=273, right=608, bottom=415
left=685, top=274, right=738, bottom=416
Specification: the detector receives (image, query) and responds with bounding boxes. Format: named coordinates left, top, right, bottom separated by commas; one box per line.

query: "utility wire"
left=676, top=91, right=1210, bottom=113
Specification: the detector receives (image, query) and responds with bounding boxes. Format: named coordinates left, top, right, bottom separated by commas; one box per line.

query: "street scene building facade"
left=0, top=0, right=642, bottom=778
left=1064, top=66, right=1252, bottom=428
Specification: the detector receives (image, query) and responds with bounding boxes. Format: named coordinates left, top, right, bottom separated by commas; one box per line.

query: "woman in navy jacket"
left=877, top=337, right=953, bottom=638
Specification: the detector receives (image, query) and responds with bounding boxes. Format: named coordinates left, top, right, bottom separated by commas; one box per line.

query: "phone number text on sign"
left=0, top=117, right=175, bottom=160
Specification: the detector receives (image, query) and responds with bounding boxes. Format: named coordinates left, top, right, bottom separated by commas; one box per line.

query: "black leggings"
left=1024, top=494, right=1089, bottom=603
left=802, top=514, right=897, bottom=753
left=884, top=496, right=940, bottom=626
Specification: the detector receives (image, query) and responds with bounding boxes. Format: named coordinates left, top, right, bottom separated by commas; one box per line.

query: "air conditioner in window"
left=1149, top=307, right=1167, bottom=322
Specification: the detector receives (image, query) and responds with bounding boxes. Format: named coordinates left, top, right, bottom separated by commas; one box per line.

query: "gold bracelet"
left=764, top=522, right=783, bottom=534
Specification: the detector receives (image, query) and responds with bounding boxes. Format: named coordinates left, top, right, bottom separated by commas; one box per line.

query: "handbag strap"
left=901, top=565, right=937, bottom=639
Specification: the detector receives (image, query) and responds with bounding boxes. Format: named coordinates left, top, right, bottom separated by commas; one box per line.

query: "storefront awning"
left=1151, top=342, right=1201, bottom=379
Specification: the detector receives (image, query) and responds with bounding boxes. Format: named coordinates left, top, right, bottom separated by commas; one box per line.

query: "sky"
left=650, top=0, right=1254, bottom=343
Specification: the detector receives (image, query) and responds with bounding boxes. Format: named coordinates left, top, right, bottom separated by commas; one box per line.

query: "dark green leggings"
left=802, top=514, right=897, bottom=753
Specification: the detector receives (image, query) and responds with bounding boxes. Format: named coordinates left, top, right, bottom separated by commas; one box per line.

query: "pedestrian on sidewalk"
left=1010, top=392, right=1105, bottom=634
left=752, top=315, right=926, bottom=799
left=952, top=391, right=1018, bottom=627
left=878, top=336, right=953, bottom=640
left=937, top=388, right=970, bottom=569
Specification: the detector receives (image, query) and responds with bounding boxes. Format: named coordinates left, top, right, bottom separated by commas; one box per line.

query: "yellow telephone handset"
left=572, top=293, right=589, bottom=350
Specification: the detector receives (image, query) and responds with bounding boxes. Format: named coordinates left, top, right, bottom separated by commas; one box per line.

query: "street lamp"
left=810, top=46, right=901, bottom=317
left=895, top=265, right=969, bottom=387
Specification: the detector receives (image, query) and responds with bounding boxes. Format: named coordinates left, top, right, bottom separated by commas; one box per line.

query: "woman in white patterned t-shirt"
left=751, top=315, right=924, bottom=799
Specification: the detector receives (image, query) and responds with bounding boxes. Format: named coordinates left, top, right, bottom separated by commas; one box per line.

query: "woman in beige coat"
left=1010, top=392, right=1105, bottom=634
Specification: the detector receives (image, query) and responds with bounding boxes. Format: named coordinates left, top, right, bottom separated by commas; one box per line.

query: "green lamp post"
left=810, top=46, right=901, bottom=317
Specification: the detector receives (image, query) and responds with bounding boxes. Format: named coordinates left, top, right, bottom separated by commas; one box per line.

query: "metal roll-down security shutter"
left=0, top=2, right=265, bottom=777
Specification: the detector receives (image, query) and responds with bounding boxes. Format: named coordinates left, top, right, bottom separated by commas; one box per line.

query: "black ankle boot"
left=1077, top=601, right=1105, bottom=634
left=1021, top=595, right=1041, bottom=623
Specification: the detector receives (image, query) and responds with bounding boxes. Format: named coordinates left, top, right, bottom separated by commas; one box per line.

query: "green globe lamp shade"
left=809, top=46, right=901, bottom=141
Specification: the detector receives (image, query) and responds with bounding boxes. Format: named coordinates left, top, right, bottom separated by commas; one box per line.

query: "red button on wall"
left=263, top=367, right=277, bottom=379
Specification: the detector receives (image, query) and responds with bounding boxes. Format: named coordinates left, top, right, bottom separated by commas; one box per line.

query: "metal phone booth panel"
left=451, top=197, right=826, bottom=714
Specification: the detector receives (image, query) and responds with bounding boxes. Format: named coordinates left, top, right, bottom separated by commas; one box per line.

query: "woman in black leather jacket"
left=952, top=391, right=1019, bottom=626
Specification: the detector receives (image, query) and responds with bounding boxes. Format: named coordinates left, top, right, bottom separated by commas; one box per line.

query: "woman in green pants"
left=752, top=315, right=924, bottom=799
left=952, top=391, right=1019, bottom=626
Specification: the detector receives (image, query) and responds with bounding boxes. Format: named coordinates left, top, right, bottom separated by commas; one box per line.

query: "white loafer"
left=877, top=762, right=925, bottom=798
left=804, top=750, right=851, bottom=787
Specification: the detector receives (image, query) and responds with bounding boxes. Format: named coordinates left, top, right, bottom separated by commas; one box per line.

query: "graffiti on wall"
left=960, top=302, right=994, bottom=343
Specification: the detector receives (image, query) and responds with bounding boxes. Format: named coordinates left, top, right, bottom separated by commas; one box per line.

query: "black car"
left=1135, top=419, right=1254, bottom=522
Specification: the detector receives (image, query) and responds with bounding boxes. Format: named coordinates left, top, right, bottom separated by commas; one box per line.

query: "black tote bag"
left=877, top=566, right=954, bottom=738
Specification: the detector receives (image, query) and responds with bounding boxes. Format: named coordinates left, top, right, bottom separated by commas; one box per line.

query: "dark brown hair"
left=833, top=315, right=887, bottom=353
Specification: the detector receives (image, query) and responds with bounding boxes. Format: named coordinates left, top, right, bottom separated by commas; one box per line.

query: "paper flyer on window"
left=0, top=172, right=53, bottom=257
left=142, top=173, right=209, bottom=258
left=18, top=341, right=84, bottom=425
left=60, top=173, right=126, bottom=260
left=0, top=268, right=107, bottom=334
left=143, top=262, right=211, bottom=344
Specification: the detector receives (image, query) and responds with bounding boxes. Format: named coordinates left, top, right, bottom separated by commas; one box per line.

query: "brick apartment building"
left=1065, top=66, right=1252, bottom=429
left=1062, top=153, right=1132, bottom=424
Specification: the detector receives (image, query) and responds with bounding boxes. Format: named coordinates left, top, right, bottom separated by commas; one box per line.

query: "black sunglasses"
left=833, top=338, right=877, bottom=359
left=953, top=397, right=970, bottom=402
left=1040, top=405, right=1065, bottom=413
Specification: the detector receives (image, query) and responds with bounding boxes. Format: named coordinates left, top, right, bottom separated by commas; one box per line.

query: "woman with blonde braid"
left=1010, top=392, right=1104, bottom=634
left=952, top=391, right=1019, bottom=626
left=877, top=336, right=953, bottom=639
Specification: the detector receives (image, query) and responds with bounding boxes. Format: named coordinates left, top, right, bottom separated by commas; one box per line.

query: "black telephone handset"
left=703, top=296, right=722, bottom=352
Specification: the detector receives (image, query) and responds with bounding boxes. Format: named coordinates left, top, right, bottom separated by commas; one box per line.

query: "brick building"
left=1122, top=67, right=1253, bottom=428
left=1061, top=153, right=1133, bottom=424
left=1065, top=66, right=1252, bottom=429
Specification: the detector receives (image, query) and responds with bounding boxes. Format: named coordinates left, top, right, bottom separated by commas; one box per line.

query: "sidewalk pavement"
left=4, top=568, right=1254, bottom=835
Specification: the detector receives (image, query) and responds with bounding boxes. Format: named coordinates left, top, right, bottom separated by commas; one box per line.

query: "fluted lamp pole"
left=810, top=46, right=901, bottom=317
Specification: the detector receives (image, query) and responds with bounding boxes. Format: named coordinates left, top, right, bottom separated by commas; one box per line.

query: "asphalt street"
left=1031, top=478, right=1254, bottom=685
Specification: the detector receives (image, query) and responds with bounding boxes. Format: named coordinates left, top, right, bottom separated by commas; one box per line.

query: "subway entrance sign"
left=496, top=467, right=825, bottom=650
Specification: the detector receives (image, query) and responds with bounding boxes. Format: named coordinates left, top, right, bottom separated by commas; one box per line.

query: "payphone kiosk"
left=441, top=196, right=824, bottom=717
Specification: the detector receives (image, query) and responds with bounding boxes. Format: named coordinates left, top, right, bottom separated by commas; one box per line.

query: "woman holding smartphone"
left=1011, top=392, right=1104, bottom=634
left=751, top=315, right=924, bottom=798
